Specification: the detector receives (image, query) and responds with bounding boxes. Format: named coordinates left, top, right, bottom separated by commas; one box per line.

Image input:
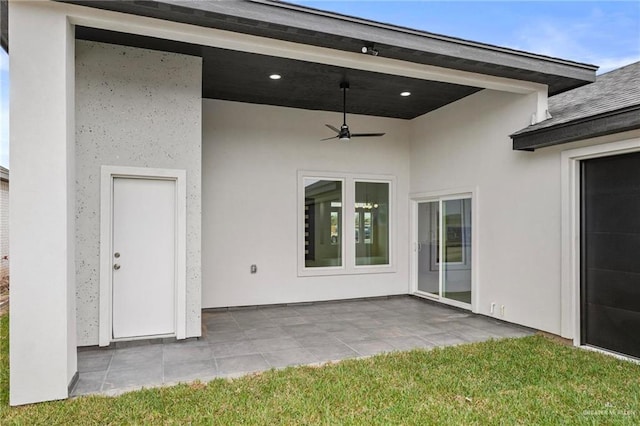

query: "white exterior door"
left=112, top=177, right=176, bottom=339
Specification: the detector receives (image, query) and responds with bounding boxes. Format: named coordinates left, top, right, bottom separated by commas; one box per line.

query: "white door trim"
left=409, top=187, right=479, bottom=313
left=99, top=166, right=187, bottom=346
left=560, top=137, right=640, bottom=344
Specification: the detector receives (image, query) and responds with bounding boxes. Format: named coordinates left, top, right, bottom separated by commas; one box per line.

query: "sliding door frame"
left=409, top=187, right=479, bottom=312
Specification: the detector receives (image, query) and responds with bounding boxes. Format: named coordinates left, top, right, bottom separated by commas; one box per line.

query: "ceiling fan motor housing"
left=339, top=124, right=351, bottom=141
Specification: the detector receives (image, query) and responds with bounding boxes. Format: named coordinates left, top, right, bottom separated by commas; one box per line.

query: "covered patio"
left=72, top=296, right=532, bottom=397
left=5, top=0, right=598, bottom=406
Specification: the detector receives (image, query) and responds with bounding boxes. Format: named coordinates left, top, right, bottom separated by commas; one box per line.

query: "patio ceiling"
left=65, top=0, right=598, bottom=121
left=76, top=27, right=481, bottom=120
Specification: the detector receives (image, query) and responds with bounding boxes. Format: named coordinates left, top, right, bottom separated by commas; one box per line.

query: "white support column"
left=9, top=1, right=77, bottom=405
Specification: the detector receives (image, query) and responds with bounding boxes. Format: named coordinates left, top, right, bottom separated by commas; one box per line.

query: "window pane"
left=304, top=179, right=342, bottom=268
left=443, top=198, right=472, bottom=304
left=355, top=182, right=389, bottom=265
left=417, top=201, right=439, bottom=295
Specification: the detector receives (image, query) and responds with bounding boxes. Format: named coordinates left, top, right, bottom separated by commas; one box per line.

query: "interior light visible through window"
left=269, top=74, right=282, bottom=80
left=400, top=91, right=411, bottom=97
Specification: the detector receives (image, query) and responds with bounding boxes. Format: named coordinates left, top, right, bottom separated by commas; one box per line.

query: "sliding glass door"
left=416, top=196, right=472, bottom=308
left=417, top=201, right=439, bottom=296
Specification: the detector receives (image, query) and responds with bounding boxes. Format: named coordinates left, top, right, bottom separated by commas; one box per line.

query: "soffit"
left=77, top=27, right=482, bottom=120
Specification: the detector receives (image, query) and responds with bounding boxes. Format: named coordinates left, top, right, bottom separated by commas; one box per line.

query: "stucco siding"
left=75, top=41, right=202, bottom=346
left=410, top=89, right=563, bottom=334
left=202, top=99, right=411, bottom=308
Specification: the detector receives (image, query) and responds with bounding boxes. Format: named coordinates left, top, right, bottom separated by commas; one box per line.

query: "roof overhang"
left=5, top=1, right=599, bottom=120
left=58, top=0, right=597, bottom=95
left=511, top=105, right=640, bottom=151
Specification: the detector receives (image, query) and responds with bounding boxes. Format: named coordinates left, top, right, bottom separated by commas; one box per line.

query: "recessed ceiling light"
left=269, top=74, right=282, bottom=80
left=400, top=91, right=411, bottom=97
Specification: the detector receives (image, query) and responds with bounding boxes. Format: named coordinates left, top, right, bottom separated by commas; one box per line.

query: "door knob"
left=113, top=264, right=121, bottom=270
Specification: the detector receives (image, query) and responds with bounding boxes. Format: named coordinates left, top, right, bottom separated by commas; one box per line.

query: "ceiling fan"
left=322, top=82, right=386, bottom=142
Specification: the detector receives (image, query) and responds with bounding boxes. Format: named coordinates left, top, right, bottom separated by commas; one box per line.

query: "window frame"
left=301, top=175, right=346, bottom=273
left=297, top=171, right=396, bottom=277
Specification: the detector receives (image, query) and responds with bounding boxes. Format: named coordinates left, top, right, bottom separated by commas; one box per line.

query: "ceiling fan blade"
left=325, top=124, right=340, bottom=133
left=350, top=132, right=386, bottom=138
left=320, top=135, right=338, bottom=141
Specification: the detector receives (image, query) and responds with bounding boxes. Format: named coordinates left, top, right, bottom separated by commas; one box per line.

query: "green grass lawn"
left=1, top=314, right=638, bottom=424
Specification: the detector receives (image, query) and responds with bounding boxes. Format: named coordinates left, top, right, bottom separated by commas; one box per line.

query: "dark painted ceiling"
left=204, top=48, right=482, bottom=119
left=77, top=27, right=482, bottom=120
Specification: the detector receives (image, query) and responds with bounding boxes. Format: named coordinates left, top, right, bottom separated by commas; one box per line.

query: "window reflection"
left=355, top=182, right=389, bottom=265
left=304, top=179, right=342, bottom=267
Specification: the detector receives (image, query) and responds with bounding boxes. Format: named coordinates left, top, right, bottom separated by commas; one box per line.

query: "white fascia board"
left=49, top=0, right=548, bottom=96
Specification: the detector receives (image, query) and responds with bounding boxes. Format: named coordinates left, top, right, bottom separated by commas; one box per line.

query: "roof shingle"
left=515, top=61, right=640, bottom=135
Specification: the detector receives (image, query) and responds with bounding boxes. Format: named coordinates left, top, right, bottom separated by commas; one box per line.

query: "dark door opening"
left=581, top=151, right=640, bottom=358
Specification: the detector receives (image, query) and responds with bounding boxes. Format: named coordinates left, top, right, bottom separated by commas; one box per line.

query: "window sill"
left=298, top=264, right=396, bottom=277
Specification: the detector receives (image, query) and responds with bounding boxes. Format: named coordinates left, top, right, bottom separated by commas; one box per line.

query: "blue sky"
left=290, top=1, right=640, bottom=70
left=1, top=1, right=639, bottom=168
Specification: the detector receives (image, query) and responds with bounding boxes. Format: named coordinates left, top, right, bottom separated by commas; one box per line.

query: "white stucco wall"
left=75, top=41, right=202, bottom=346
left=410, top=89, right=564, bottom=334
left=0, top=178, right=8, bottom=280
left=202, top=99, right=411, bottom=307
left=9, top=1, right=77, bottom=406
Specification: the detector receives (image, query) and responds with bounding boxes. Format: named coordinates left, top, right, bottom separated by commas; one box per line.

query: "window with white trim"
left=299, top=172, right=394, bottom=276
left=355, top=181, right=389, bottom=266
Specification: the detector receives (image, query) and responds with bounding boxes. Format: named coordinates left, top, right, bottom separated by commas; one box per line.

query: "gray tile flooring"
left=72, top=296, right=533, bottom=397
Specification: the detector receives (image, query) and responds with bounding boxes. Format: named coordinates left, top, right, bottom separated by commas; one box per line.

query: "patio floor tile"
left=109, top=346, right=163, bottom=371
left=163, top=344, right=213, bottom=364
left=77, top=351, right=113, bottom=373
left=332, top=327, right=373, bottom=342
left=262, top=348, right=318, bottom=368
left=249, top=336, right=301, bottom=352
left=260, top=307, right=303, bottom=319
left=203, top=330, right=247, bottom=343
left=422, top=332, right=469, bottom=347
left=216, top=354, right=270, bottom=375
left=103, top=364, right=163, bottom=391
left=210, top=340, right=259, bottom=358
left=164, top=359, right=217, bottom=383
left=280, top=324, right=324, bottom=337
left=74, top=296, right=535, bottom=397
left=306, top=342, right=359, bottom=360
left=293, top=332, right=341, bottom=348
left=72, top=371, right=106, bottom=395
left=344, top=339, right=397, bottom=356
left=202, top=320, right=242, bottom=333
left=243, top=326, right=286, bottom=339
left=270, top=316, right=310, bottom=326
left=383, top=335, right=435, bottom=351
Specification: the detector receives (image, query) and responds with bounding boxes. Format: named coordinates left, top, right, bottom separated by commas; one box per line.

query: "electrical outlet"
left=250, top=264, right=257, bottom=274
left=500, top=305, right=505, bottom=317
left=490, top=302, right=496, bottom=315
